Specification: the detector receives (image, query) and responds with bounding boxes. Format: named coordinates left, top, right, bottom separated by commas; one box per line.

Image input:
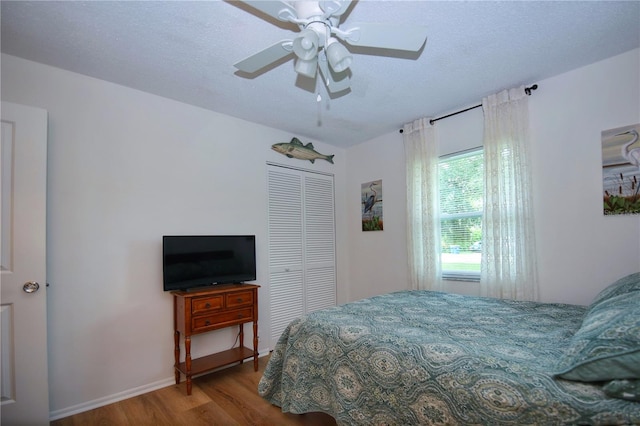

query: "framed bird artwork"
left=602, top=123, right=640, bottom=215
left=361, top=180, right=383, bottom=231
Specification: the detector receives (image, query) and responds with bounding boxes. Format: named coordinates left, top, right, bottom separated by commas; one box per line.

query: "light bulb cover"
left=295, top=57, right=318, bottom=78
left=293, top=29, right=319, bottom=60
left=326, top=39, right=352, bottom=73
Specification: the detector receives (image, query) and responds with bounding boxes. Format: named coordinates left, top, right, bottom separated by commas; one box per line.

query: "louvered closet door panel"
left=306, top=267, right=336, bottom=313
left=304, top=174, right=336, bottom=313
left=268, top=169, right=303, bottom=271
left=268, top=168, right=304, bottom=344
left=269, top=270, right=304, bottom=342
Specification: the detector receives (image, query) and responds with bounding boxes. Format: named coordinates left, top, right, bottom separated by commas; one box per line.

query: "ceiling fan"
left=233, top=0, right=428, bottom=94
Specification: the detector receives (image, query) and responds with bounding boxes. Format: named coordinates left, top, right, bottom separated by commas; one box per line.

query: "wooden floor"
left=51, top=356, right=337, bottom=426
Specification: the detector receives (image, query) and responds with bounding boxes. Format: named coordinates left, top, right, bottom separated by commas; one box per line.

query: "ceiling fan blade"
left=234, top=40, right=294, bottom=73
left=319, top=0, right=352, bottom=17
left=340, top=22, right=428, bottom=51
left=240, top=0, right=297, bottom=22
left=318, top=54, right=350, bottom=93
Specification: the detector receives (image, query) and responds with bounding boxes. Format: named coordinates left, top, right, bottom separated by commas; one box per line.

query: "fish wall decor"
left=272, top=137, right=334, bottom=164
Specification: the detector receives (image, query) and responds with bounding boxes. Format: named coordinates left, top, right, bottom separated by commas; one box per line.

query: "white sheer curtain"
left=480, top=86, right=538, bottom=301
left=403, top=118, right=443, bottom=291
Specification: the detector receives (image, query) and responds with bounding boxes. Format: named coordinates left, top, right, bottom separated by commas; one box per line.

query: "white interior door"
left=1, top=102, right=49, bottom=425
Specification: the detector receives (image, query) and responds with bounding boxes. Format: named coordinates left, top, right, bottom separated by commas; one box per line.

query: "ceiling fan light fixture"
left=295, top=57, right=318, bottom=78
left=293, top=29, right=319, bottom=60
left=326, top=38, right=352, bottom=73
left=233, top=0, right=430, bottom=95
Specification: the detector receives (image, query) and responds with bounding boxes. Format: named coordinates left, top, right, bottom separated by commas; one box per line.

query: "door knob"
left=23, top=281, right=40, bottom=293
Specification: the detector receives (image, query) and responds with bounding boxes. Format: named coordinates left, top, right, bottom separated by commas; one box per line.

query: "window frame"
left=438, top=147, right=483, bottom=282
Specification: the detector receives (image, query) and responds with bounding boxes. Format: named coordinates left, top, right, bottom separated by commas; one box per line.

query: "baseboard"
left=48, top=350, right=271, bottom=421
left=48, top=377, right=176, bottom=421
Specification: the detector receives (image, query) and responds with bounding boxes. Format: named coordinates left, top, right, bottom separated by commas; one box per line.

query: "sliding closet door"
left=268, top=165, right=336, bottom=348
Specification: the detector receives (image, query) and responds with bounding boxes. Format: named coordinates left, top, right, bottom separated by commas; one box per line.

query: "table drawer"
left=226, top=291, right=254, bottom=308
left=192, top=308, right=254, bottom=331
left=192, top=295, right=224, bottom=314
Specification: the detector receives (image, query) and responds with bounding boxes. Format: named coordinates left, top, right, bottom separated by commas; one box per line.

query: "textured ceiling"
left=2, top=1, right=639, bottom=148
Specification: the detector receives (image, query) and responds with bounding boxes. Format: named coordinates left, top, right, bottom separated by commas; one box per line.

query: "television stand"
left=172, top=283, right=260, bottom=395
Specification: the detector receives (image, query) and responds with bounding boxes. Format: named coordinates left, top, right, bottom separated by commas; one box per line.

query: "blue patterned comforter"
left=258, top=290, right=640, bottom=425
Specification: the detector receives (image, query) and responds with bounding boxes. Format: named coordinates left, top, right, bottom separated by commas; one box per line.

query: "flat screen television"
left=163, top=235, right=256, bottom=292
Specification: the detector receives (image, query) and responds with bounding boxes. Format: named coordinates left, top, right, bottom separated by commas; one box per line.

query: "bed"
left=258, top=273, right=640, bottom=425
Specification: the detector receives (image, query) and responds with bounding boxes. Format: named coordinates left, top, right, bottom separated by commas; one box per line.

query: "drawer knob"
left=237, top=298, right=243, bottom=303
left=205, top=303, right=211, bottom=308
left=205, top=320, right=211, bottom=326
left=237, top=313, right=243, bottom=318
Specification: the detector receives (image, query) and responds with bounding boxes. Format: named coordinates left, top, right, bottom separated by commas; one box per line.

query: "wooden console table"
left=172, top=283, right=260, bottom=395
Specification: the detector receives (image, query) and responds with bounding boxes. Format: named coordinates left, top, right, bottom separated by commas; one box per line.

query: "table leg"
left=185, top=335, right=192, bottom=395
left=174, top=330, right=180, bottom=384
left=253, top=320, right=259, bottom=371
left=239, top=323, right=244, bottom=364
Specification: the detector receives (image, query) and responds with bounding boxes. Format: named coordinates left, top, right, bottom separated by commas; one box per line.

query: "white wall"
left=1, top=54, right=348, bottom=417
left=346, top=132, right=408, bottom=301
left=346, top=48, right=640, bottom=305
left=530, top=48, right=640, bottom=304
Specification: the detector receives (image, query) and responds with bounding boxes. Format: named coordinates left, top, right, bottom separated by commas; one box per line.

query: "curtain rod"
left=399, top=84, right=538, bottom=133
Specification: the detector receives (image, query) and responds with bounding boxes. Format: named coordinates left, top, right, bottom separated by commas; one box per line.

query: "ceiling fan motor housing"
left=293, top=1, right=326, bottom=20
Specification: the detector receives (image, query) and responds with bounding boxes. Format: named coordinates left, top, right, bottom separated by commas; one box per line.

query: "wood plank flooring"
left=51, top=356, right=337, bottom=426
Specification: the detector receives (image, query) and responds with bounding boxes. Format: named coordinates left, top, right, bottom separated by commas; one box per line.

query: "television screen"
left=163, top=235, right=256, bottom=292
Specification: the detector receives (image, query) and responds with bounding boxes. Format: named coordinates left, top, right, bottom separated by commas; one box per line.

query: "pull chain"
left=316, top=91, right=322, bottom=126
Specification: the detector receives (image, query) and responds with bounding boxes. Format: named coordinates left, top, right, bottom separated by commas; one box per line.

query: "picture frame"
left=602, top=123, right=640, bottom=215
left=361, top=179, right=383, bottom=231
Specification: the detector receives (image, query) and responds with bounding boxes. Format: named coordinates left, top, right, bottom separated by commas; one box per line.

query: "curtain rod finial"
left=525, top=84, right=538, bottom=96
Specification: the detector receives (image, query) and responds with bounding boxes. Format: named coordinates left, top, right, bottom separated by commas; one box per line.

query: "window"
left=438, top=148, right=483, bottom=281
